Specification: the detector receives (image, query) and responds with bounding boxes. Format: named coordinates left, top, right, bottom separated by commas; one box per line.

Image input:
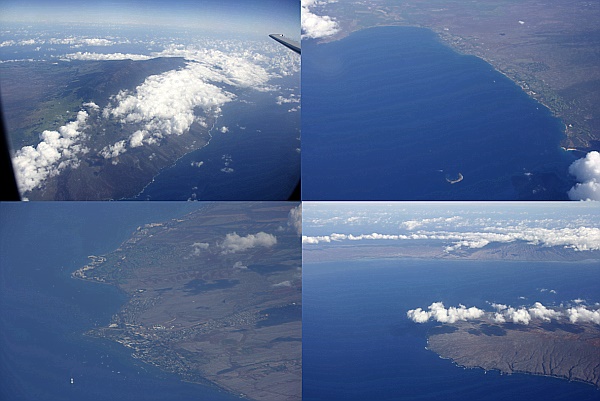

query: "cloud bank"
left=407, top=301, right=600, bottom=325
left=302, top=225, right=600, bottom=252
left=99, top=46, right=284, bottom=160
left=220, top=232, right=277, bottom=254
left=568, top=151, right=600, bottom=201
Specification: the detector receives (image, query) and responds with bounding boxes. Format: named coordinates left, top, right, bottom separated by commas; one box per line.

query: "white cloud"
left=527, top=302, right=562, bottom=322
left=273, top=280, right=292, bottom=287
left=98, top=43, right=287, bottom=156
left=99, top=140, right=127, bottom=160
left=82, top=101, right=100, bottom=110
left=503, top=307, right=532, bottom=324
left=128, top=130, right=146, bottom=148
left=567, top=305, right=600, bottom=324
left=190, top=242, right=209, bottom=256
left=233, top=261, right=248, bottom=269
left=568, top=151, right=600, bottom=201
left=104, top=63, right=235, bottom=148
left=62, top=52, right=152, bottom=61
left=220, top=232, right=277, bottom=254
left=276, top=95, right=300, bottom=105
left=302, top=0, right=340, bottom=39
left=11, top=37, right=300, bottom=186
left=13, top=110, right=90, bottom=193
left=408, top=301, right=600, bottom=326
left=302, top=225, right=600, bottom=252
left=81, top=38, right=114, bottom=46
left=407, top=302, right=485, bottom=324
left=288, top=204, right=302, bottom=236
left=400, top=216, right=461, bottom=230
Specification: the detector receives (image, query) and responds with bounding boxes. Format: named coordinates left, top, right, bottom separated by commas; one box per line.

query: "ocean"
left=302, top=258, right=600, bottom=401
left=133, top=76, right=300, bottom=201
left=301, top=26, right=576, bottom=200
left=0, top=202, right=241, bottom=401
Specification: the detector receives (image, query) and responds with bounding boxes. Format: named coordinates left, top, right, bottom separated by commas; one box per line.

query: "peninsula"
left=427, top=319, right=600, bottom=388
left=72, top=202, right=302, bottom=401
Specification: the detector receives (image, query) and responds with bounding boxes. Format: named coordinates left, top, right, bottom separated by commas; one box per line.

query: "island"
left=72, top=202, right=302, bottom=401
left=2, top=57, right=218, bottom=200
left=427, top=319, right=600, bottom=388
left=445, top=172, right=463, bottom=184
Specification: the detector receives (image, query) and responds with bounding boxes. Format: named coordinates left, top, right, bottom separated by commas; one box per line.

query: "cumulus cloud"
left=408, top=301, right=600, bottom=326
left=12, top=110, right=90, bottom=193
left=12, top=36, right=300, bottom=186
left=568, top=151, right=600, bottom=201
left=567, top=305, right=600, bottom=324
left=155, top=46, right=279, bottom=90
left=82, top=102, right=100, bottom=110
left=276, top=95, right=301, bottom=105
left=233, top=261, right=248, bottom=269
left=220, top=232, right=277, bottom=254
left=81, top=38, right=114, bottom=46
left=528, top=302, right=562, bottom=321
left=407, top=302, right=485, bottom=324
left=48, top=37, right=116, bottom=47
left=62, top=52, right=152, bottom=61
left=273, top=280, right=292, bottom=288
left=128, top=130, right=146, bottom=148
left=104, top=63, right=235, bottom=150
left=288, top=204, right=302, bottom=236
left=302, top=0, right=340, bottom=39
left=96, top=43, right=289, bottom=158
left=190, top=242, right=209, bottom=256
left=400, top=216, right=461, bottom=230
left=99, top=140, right=127, bottom=160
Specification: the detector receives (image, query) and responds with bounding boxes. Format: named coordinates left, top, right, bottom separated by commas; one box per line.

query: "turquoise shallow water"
left=302, top=26, right=576, bottom=200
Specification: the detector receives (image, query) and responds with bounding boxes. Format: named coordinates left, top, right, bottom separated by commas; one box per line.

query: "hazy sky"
left=0, top=0, right=300, bottom=38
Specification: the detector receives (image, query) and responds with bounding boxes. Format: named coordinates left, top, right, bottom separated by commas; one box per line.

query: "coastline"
left=425, top=322, right=600, bottom=389
left=313, top=23, right=593, bottom=152
left=128, top=116, right=219, bottom=200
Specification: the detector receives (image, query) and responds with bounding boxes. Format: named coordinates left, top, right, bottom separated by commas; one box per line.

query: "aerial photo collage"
left=1, top=1, right=599, bottom=400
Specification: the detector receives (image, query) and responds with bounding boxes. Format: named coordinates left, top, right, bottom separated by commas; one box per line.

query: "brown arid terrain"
left=427, top=319, right=600, bottom=387
left=72, top=202, right=302, bottom=401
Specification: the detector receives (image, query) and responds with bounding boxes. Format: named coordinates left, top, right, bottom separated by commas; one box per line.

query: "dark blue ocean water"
left=0, top=203, right=241, bottom=401
left=134, top=77, right=300, bottom=201
left=302, top=26, right=577, bottom=200
left=303, top=258, right=600, bottom=401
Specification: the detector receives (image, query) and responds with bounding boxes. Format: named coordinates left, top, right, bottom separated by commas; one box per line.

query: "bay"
left=302, top=26, right=576, bottom=200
